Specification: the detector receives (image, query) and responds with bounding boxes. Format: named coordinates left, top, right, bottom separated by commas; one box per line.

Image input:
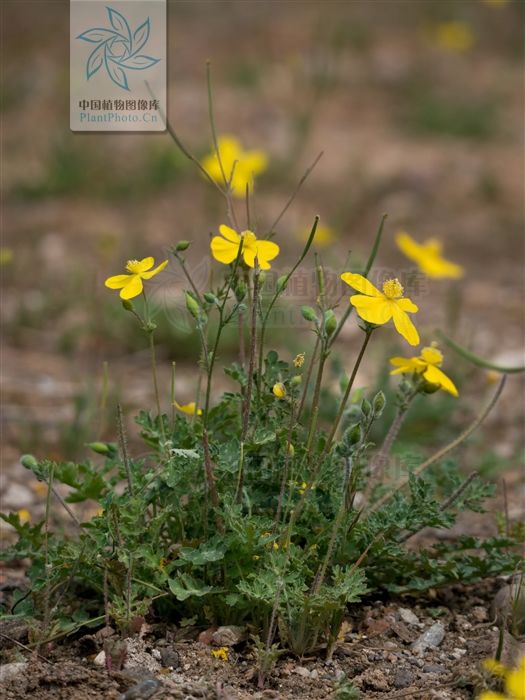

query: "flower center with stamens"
left=126, top=260, right=142, bottom=274
left=382, top=278, right=404, bottom=299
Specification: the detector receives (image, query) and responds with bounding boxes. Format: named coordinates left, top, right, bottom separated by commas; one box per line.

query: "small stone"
left=93, top=650, right=106, bottom=666
left=411, top=623, right=445, bottom=655
left=392, top=668, right=414, bottom=689
left=294, top=666, right=311, bottom=678
left=356, top=668, right=390, bottom=692
left=211, top=625, right=245, bottom=646
left=398, top=608, right=420, bottom=626
left=118, top=679, right=161, bottom=700
left=383, top=641, right=398, bottom=650
left=310, top=669, right=318, bottom=680
left=197, top=626, right=218, bottom=645
left=0, top=662, right=28, bottom=682
left=159, top=648, right=180, bottom=669
left=471, top=606, right=488, bottom=623
left=423, top=664, right=447, bottom=674
left=450, top=648, right=466, bottom=660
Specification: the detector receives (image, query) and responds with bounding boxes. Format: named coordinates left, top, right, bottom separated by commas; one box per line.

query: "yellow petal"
left=219, top=225, right=241, bottom=243
left=211, top=236, right=240, bottom=265
left=397, top=297, right=419, bottom=313
left=395, top=232, right=424, bottom=264
left=243, top=149, right=268, bottom=176
left=350, top=295, right=394, bottom=325
left=476, top=693, right=507, bottom=700
left=141, top=259, right=168, bottom=279
left=389, top=356, right=418, bottom=375
left=135, top=256, right=154, bottom=273
left=105, top=274, right=133, bottom=289
left=392, top=304, right=420, bottom=346
left=424, top=365, right=459, bottom=397
left=420, top=255, right=465, bottom=279
left=341, top=273, right=382, bottom=297
left=120, top=275, right=143, bottom=300
left=174, top=401, right=202, bottom=416
left=505, top=658, right=525, bottom=699
left=255, top=239, right=280, bottom=269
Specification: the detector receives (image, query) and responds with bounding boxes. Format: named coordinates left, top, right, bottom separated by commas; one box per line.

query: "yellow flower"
left=173, top=401, right=202, bottom=416
left=341, top=273, right=420, bottom=346
left=293, top=353, right=306, bottom=368
left=297, top=223, right=334, bottom=248
left=17, top=509, right=30, bottom=524
left=202, top=135, right=267, bottom=198
left=482, top=0, right=509, bottom=6
left=105, top=257, right=168, bottom=300
left=0, top=247, right=13, bottom=265
left=272, top=382, right=286, bottom=398
left=396, top=232, right=464, bottom=279
left=211, top=647, right=229, bottom=661
left=433, top=21, right=475, bottom=52
left=389, top=343, right=459, bottom=397
left=211, top=225, right=279, bottom=270
left=479, top=654, right=525, bottom=700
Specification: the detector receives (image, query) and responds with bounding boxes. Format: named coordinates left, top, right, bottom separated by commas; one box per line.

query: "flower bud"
left=21, top=454, right=38, bottom=470
left=258, top=271, right=266, bottom=286
left=291, top=374, right=302, bottom=386
left=301, top=306, right=317, bottom=323
left=346, top=423, right=362, bottom=446
left=361, top=398, right=372, bottom=417
left=287, top=443, right=295, bottom=456
left=272, top=382, right=286, bottom=399
left=87, top=442, right=111, bottom=455
left=203, top=292, right=218, bottom=305
left=235, top=281, right=247, bottom=302
left=175, top=240, right=191, bottom=251
left=373, top=390, right=386, bottom=415
left=324, top=310, right=337, bottom=335
left=185, top=292, right=201, bottom=320
left=277, top=275, right=288, bottom=293
left=122, top=299, right=134, bottom=312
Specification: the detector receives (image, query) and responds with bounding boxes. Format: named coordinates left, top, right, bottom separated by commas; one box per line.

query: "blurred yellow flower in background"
left=396, top=232, right=464, bottom=279
left=0, top=248, right=13, bottom=265
left=105, top=257, right=168, bottom=300
left=211, top=225, right=279, bottom=270
left=202, top=135, right=267, bottom=198
left=293, top=352, right=306, bottom=368
left=297, top=223, right=334, bottom=247
left=389, top=342, right=459, bottom=396
left=173, top=401, right=202, bottom=416
left=17, top=509, right=30, bottom=524
left=341, top=273, right=420, bottom=346
left=433, top=21, right=475, bottom=52
left=478, top=654, right=525, bottom=700
left=482, top=0, right=510, bottom=7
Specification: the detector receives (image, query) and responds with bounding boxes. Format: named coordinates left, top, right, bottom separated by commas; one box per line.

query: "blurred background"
left=1, top=0, right=524, bottom=522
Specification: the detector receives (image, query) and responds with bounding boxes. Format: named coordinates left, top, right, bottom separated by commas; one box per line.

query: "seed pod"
left=301, top=306, right=317, bottom=323
left=185, top=293, right=201, bottom=320
left=277, top=275, right=288, bottom=293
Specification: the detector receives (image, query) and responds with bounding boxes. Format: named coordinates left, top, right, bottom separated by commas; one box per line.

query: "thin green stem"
left=367, top=375, right=507, bottom=516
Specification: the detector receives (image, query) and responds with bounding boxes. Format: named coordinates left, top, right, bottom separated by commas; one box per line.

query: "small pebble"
left=294, top=666, right=311, bottom=678
left=398, top=608, right=420, bottom=626
left=423, top=664, right=447, bottom=674
left=411, top=623, right=445, bottom=655
left=0, top=662, right=28, bottom=683
left=118, top=679, right=161, bottom=700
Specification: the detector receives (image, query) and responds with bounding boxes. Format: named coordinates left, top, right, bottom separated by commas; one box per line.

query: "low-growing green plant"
left=2, top=72, right=523, bottom=683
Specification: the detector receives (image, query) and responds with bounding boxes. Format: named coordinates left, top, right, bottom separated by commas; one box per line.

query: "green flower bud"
left=21, top=454, right=38, bottom=470
left=291, top=374, right=302, bottom=386
left=122, top=300, right=134, bottom=312
left=258, top=271, right=266, bottom=286
left=87, top=442, right=111, bottom=455
left=301, top=306, right=317, bottom=323
left=361, top=398, right=372, bottom=417
left=175, top=240, right=191, bottom=252
left=203, top=292, right=218, bottom=305
left=185, top=292, right=201, bottom=320
left=346, top=423, right=362, bottom=446
left=277, top=275, right=288, bottom=293
left=373, top=390, right=386, bottom=416
left=235, top=281, right=247, bottom=302
left=324, top=310, right=337, bottom=335
left=287, top=443, right=295, bottom=456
